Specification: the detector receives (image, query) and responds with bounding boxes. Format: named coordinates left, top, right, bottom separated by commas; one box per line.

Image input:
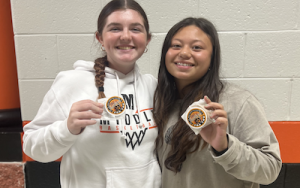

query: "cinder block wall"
left=10, top=0, right=300, bottom=122
left=8, top=0, right=300, bottom=187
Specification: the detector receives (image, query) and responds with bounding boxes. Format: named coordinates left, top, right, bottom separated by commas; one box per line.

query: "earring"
left=101, top=45, right=105, bottom=52
left=144, top=47, right=148, bottom=53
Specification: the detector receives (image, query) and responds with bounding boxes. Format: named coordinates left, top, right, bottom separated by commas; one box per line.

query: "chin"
left=120, top=58, right=137, bottom=64
left=173, top=73, right=192, bottom=80
left=119, top=55, right=139, bottom=62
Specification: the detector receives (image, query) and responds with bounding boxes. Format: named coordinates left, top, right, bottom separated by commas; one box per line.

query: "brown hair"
left=94, top=0, right=151, bottom=99
left=153, top=17, right=223, bottom=173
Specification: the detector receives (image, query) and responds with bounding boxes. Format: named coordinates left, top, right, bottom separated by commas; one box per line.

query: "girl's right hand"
left=67, top=100, right=103, bottom=135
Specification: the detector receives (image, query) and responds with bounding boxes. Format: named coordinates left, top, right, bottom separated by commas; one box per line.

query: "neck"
left=175, top=80, right=194, bottom=99
left=108, top=63, right=135, bottom=75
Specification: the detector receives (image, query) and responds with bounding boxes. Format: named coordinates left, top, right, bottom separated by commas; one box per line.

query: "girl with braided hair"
left=23, top=0, right=161, bottom=187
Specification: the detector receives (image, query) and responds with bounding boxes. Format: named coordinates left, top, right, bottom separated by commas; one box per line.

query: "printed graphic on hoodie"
left=99, top=94, right=157, bottom=150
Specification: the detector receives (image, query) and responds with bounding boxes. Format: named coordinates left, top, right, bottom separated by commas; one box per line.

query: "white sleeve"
left=210, top=95, right=282, bottom=185
left=23, top=88, right=78, bottom=162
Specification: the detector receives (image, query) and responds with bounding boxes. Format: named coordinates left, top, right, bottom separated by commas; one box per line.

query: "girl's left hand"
left=199, top=96, right=228, bottom=152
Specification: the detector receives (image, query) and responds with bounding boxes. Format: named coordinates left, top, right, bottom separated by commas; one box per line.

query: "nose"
left=179, top=46, right=191, bottom=59
left=120, top=29, right=131, bottom=41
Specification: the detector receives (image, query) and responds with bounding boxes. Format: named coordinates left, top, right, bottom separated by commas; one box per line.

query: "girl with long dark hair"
left=154, top=17, right=281, bottom=188
left=23, top=0, right=161, bottom=187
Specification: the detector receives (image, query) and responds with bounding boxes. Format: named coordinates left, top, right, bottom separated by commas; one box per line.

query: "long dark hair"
left=94, top=0, right=151, bottom=99
left=153, top=17, right=223, bottom=173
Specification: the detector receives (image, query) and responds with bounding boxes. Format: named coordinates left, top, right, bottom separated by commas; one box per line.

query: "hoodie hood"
left=73, top=60, right=95, bottom=71
left=73, top=60, right=139, bottom=85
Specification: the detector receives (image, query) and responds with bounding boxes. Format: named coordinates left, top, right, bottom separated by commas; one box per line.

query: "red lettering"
left=108, top=126, right=111, bottom=130
left=130, top=126, right=132, bottom=130
left=116, top=126, right=119, bottom=130
left=136, top=125, right=138, bottom=129
left=148, top=122, right=151, bottom=127
left=124, top=126, right=126, bottom=130
left=143, top=124, right=145, bottom=128
left=100, top=126, right=102, bottom=131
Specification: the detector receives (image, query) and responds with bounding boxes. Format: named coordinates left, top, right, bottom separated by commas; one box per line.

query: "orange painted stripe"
left=140, top=108, right=153, bottom=112
left=135, top=108, right=153, bottom=113
left=23, top=121, right=31, bottom=126
left=100, top=131, right=119, bottom=133
left=21, top=121, right=300, bottom=163
left=269, top=121, right=300, bottom=163
left=0, top=0, right=20, bottom=110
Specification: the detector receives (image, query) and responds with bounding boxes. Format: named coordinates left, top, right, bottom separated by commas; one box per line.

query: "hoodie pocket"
left=105, top=159, right=161, bottom=188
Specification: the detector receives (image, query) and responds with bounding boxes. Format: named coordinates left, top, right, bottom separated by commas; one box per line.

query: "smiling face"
left=165, top=25, right=213, bottom=90
left=97, top=9, right=150, bottom=74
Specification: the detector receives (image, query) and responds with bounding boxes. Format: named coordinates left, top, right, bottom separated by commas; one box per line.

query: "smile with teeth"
left=117, top=46, right=134, bottom=50
left=176, top=62, right=193, bottom=66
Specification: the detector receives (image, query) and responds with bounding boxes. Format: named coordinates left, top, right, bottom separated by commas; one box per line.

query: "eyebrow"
left=106, top=22, right=144, bottom=28
left=131, top=23, right=144, bottom=28
left=106, top=23, right=121, bottom=27
left=173, top=38, right=205, bottom=44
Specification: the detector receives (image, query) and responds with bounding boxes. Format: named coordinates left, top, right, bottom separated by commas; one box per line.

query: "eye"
left=110, top=27, right=120, bottom=32
left=192, top=46, right=202, bottom=50
left=171, top=44, right=181, bottom=49
left=132, top=28, right=141, bottom=32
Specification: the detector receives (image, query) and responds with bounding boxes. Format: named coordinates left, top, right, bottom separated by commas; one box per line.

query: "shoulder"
left=53, top=60, right=95, bottom=85
left=51, top=69, right=96, bottom=98
left=219, top=83, right=255, bottom=107
left=220, top=82, right=265, bottom=119
left=221, top=83, right=251, bottom=99
left=46, top=69, right=98, bottom=110
left=53, top=69, right=95, bottom=86
left=220, top=83, right=269, bottom=132
left=134, top=64, right=157, bottom=87
left=138, top=73, right=158, bottom=88
left=141, top=74, right=157, bottom=83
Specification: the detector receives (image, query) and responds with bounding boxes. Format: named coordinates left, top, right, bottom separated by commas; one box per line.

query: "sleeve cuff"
left=211, top=134, right=229, bottom=156
left=209, top=134, right=241, bottom=165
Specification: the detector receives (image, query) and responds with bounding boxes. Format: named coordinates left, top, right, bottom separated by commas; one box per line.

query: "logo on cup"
left=187, top=108, right=207, bottom=127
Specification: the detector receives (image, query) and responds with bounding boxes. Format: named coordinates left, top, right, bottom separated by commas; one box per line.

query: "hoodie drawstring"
left=115, top=72, right=126, bottom=139
left=134, top=72, right=143, bottom=129
left=104, top=69, right=145, bottom=140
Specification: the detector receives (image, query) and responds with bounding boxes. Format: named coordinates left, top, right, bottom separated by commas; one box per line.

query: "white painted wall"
left=11, top=0, right=300, bottom=121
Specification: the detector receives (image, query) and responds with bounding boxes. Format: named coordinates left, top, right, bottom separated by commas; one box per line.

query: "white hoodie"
left=23, top=60, right=161, bottom=188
